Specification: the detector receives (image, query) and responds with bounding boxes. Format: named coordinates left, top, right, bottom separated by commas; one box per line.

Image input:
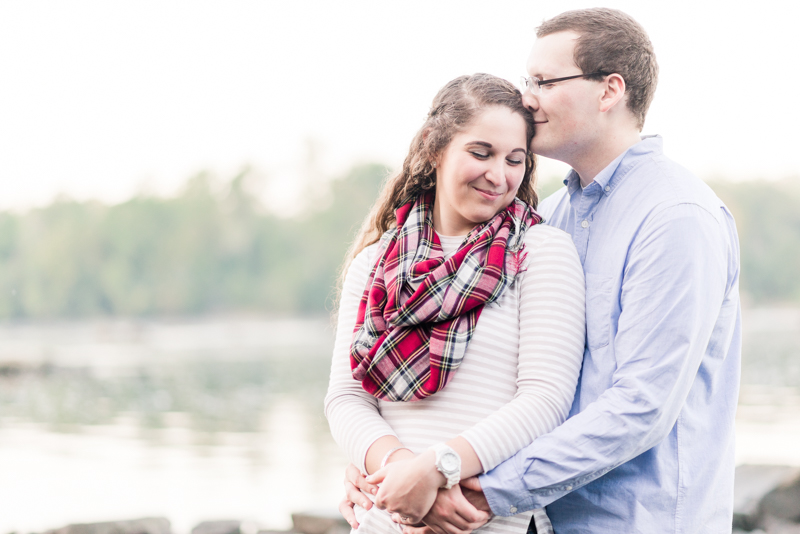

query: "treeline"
left=710, top=177, right=800, bottom=304
left=0, top=165, right=385, bottom=318
left=0, top=167, right=797, bottom=319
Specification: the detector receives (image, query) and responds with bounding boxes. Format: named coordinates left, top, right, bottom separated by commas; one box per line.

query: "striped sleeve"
left=323, top=246, right=397, bottom=474
left=460, top=226, right=586, bottom=472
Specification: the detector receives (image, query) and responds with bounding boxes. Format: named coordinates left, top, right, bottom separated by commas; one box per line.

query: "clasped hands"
left=339, top=452, right=492, bottom=534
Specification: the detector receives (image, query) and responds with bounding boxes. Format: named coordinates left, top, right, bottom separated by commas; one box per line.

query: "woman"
left=325, top=74, right=585, bottom=534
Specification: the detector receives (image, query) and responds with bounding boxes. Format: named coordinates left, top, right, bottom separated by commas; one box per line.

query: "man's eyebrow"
left=466, top=141, right=527, bottom=154
left=526, top=65, right=543, bottom=77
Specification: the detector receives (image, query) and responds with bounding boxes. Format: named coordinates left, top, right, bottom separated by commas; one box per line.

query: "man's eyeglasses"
left=520, top=72, right=610, bottom=95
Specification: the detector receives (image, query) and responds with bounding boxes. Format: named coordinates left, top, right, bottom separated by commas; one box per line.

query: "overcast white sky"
left=1, top=0, right=798, bottom=212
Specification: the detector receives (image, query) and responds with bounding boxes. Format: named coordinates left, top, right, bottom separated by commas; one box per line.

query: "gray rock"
left=762, top=517, right=800, bottom=534
left=43, top=518, right=171, bottom=534
left=190, top=522, right=243, bottom=534
left=734, top=465, right=800, bottom=530
left=761, top=474, right=800, bottom=524
left=291, top=511, right=349, bottom=534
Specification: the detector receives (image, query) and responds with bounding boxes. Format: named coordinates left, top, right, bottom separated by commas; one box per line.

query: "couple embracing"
left=325, top=8, right=741, bottom=534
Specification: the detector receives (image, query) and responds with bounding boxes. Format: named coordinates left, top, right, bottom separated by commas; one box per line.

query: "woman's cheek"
left=505, top=171, right=525, bottom=199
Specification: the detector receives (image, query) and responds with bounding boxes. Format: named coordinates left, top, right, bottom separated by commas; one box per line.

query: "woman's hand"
left=339, top=463, right=379, bottom=529
left=366, top=450, right=445, bottom=524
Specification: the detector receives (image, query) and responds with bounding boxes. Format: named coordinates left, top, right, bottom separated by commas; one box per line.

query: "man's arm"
left=481, top=203, right=735, bottom=514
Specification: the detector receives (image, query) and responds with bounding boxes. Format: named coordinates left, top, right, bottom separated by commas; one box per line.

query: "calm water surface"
left=0, top=310, right=798, bottom=534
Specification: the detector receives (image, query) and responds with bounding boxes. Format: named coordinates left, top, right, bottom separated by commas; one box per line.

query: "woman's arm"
left=457, top=227, right=585, bottom=472
left=324, top=246, right=409, bottom=475
left=367, top=227, right=586, bottom=521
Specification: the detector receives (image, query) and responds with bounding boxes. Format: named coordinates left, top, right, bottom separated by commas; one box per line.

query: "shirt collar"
left=563, top=135, right=663, bottom=195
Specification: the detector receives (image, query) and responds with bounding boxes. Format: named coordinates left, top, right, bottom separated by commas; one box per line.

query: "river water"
left=0, top=310, right=798, bottom=534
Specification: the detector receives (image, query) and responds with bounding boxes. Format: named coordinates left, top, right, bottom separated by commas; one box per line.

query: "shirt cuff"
left=479, top=457, right=533, bottom=517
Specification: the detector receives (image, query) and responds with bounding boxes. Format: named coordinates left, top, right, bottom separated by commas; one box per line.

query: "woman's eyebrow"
left=465, top=141, right=527, bottom=154
left=466, top=141, right=492, bottom=148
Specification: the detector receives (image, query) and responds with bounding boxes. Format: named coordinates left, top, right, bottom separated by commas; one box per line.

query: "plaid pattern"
left=350, top=191, right=541, bottom=402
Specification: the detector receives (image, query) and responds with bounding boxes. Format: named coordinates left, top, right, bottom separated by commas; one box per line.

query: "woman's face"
left=433, top=106, right=528, bottom=236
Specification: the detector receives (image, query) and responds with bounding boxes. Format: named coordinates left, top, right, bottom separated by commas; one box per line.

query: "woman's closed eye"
left=470, top=151, right=523, bottom=165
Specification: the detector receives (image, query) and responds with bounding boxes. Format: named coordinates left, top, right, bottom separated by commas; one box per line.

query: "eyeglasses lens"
left=520, top=77, right=540, bottom=96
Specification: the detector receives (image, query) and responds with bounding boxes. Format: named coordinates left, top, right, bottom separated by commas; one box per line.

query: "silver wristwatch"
left=431, top=443, right=461, bottom=489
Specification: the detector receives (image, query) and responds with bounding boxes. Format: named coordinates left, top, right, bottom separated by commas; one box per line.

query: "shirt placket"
left=569, top=183, right=604, bottom=265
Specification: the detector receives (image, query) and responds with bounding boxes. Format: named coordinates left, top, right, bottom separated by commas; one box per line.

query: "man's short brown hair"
left=537, top=8, right=658, bottom=130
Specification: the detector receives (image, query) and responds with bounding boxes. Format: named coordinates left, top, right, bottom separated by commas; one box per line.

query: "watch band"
left=431, top=443, right=461, bottom=489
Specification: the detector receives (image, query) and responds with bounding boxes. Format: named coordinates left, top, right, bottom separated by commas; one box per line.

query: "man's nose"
left=522, top=91, right=539, bottom=111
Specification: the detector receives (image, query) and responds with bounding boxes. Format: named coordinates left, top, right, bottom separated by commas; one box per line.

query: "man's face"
left=523, top=31, right=604, bottom=162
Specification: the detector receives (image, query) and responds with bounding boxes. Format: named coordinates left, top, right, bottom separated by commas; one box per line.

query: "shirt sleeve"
left=480, top=203, right=735, bottom=515
left=459, top=227, right=586, bottom=472
left=323, top=246, right=398, bottom=474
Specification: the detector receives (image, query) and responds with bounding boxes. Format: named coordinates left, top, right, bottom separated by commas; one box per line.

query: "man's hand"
left=339, top=463, right=379, bottom=529
left=459, top=477, right=491, bottom=517
left=404, top=477, right=491, bottom=534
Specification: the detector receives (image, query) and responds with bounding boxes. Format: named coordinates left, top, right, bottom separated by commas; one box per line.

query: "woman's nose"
left=485, top=159, right=505, bottom=186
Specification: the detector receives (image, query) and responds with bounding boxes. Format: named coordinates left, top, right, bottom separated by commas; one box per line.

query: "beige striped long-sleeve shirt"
left=325, top=224, right=586, bottom=534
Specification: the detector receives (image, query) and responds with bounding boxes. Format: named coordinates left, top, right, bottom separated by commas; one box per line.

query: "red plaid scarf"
left=349, top=191, right=541, bottom=402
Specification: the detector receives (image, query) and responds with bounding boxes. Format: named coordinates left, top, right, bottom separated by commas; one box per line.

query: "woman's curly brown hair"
left=342, top=73, right=538, bottom=280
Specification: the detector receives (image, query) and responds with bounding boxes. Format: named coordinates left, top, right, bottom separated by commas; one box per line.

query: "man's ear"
left=599, top=73, right=626, bottom=113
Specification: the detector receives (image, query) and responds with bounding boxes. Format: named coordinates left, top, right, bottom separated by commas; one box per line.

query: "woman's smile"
left=432, top=105, right=528, bottom=236
left=472, top=186, right=503, bottom=200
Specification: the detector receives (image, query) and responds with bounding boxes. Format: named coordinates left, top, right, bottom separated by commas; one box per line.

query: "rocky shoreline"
left=734, top=465, right=800, bottom=533
left=35, top=511, right=349, bottom=534
left=14, top=465, right=800, bottom=534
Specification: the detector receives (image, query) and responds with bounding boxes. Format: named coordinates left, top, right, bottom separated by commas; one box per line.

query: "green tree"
left=711, top=177, right=800, bottom=304
left=0, top=167, right=797, bottom=319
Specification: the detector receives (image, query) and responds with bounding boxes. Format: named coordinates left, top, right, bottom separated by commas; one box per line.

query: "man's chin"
left=530, top=141, right=571, bottom=163
left=530, top=142, right=553, bottom=159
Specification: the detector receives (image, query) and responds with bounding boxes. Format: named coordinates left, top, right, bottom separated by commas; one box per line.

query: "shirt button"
left=566, top=485, right=573, bottom=491
left=581, top=220, right=589, bottom=229
left=604, top=186, right=611, bottom=192
left=509, top=506, right=518, bottom=513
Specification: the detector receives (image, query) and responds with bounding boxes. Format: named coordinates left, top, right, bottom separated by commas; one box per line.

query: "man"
left=342, top=8, right=741, bottom=533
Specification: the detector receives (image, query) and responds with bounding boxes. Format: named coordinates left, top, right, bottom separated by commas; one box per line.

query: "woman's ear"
left=599, top=73, right=626, bottom=113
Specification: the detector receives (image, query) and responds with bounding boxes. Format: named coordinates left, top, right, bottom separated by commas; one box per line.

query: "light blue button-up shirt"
left=480, top=136, right=742, bottom=533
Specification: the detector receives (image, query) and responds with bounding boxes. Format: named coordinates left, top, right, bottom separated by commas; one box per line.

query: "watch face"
left=441, top=452, right=459, bottom=472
